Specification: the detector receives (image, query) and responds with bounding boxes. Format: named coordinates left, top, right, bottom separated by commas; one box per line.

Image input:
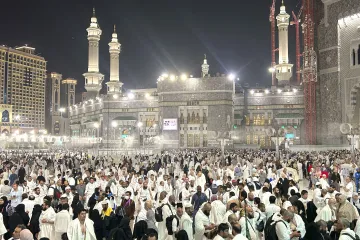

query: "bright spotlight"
left=59, top=108, right=66, bottom=113
left=162, top=73, right=168, bottom=78
left=228, top=73, right=236, bottom=81
left=94, top=123, right=99, bottom=128
left=268, top=67, right=275, bottom=73
left=137, top=122, right=143, bottom=127
left=170, top=75, right=176, bottom=81
left=128, top=92, right=135, bottom=99
left=265, top=89, right=270, bottom=94
left=111, top=121, right=118, bottom=127
left=250, top=90, right=255, bottom=94
left=180, top=74, right=187, bottom=80
left=293, top=88, right=298, bottom=93
left=113, top=94, right=119, bottom=99
left=145, top=93, right=150, bottom=98
left=277, top=89, right=282, bottom=93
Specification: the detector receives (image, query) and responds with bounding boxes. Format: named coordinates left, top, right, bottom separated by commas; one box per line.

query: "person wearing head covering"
left=143, top=200, right=157, bottom=231
left=8, top=204, right=30, bottom=234
left=133, top=220, right=148, bottom=240
left=0, top=210, right=7, bottom=239
left=89, top=207, right=103, bottom=240
left=28, top=204, right=42, bottom=239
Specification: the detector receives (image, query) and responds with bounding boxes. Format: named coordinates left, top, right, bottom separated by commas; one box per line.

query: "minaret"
left=201, top=54, right=209, bottom=77
left=106, top=25, right=123, bottom=95
left=83, top=8, right=104, bottom=99
left=275, top=0, right=293, bottom=85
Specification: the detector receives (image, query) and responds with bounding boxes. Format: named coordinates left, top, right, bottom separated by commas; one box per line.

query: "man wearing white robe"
left=39, top=200, right=56, bottom=239
left=84, top=177, right=97, bottom=206
left=67, top=209, right=96, bottom=240
left=22, top=194, right=35, bottom=219
left=158, top=191, right=175, bottom=240
left=314, top=198, right=337, bottom=222
left=210, top=195, right=226, bottom=225
left=54, top=203, right=71, bottom=240
left=181, top=203, right=194, bottom=240
left=195, top=171, right=206, bottom=191
left=195, top=203, right=216, bottom=240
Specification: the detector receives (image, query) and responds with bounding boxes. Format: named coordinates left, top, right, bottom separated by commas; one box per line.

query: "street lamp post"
left=340, top=123, right=359, bottom=162
left=266, top=120, right=284, bottom=160
left=137, top=122, right=144, bottom=154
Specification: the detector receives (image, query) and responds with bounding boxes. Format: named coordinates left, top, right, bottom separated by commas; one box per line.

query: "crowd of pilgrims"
left=0, top=149, right=359, bottom=240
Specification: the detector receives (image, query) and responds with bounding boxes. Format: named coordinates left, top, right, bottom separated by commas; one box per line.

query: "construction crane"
left=302, top=0, right=317, bottom=144
left=269, top=0, right=277, bottom=86
left=290, top=6, right=303, bottom=85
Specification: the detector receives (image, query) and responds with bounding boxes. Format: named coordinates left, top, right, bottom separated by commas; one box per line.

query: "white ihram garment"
left=67, top=218, right=97, bottom=240
left=54, top=210, right=71, bottom=240
left=39, top=207, right=56, bottom=239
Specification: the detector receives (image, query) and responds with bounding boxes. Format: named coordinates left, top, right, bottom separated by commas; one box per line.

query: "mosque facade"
left=316, top=0, right=360, bottom=144
left=65, top=6, right=305, bottom=151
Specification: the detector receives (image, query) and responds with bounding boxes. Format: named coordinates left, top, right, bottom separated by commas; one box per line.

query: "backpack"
left=155, top=203, right=169, bottom=222
left=108, top=227, right=125, bottom=240
left=51, top=187, right=62, bottom=199
left=264, top=219, right=286, bottom=240
left=342, top=233, right=360, bottom=240
left=211, top=183, right=218, bottom=194
left=166, top=214, right=179, bottom=235
left=256, top=213, right=265, bottom=232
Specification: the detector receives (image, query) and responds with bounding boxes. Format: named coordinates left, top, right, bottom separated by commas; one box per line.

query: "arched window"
left=1, top=110, right=9, bottom=122
left=70, top=94, right=74, bottom=105
left=358, top=45, right=360, bottom=65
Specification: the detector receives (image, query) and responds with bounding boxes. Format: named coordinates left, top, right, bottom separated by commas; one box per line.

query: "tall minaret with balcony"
left=106, top=25, right=123, bottom=95
left=275, top=0, right=293, bottom=85
left=201, top=54, right=209, bottom=77
left=83, top=8, right=104, bottom=99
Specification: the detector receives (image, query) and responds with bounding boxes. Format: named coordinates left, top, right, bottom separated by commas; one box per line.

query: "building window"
left=187, top=134, right=193, bottom=147
left=180, top=134, right=184, bottom=147
left=203, top=134, right=207, bottom=147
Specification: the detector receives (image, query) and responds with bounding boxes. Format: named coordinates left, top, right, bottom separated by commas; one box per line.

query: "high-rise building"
left=45, top=73, right=77, bottom=136
left=0, top=45, right=46, bottom=133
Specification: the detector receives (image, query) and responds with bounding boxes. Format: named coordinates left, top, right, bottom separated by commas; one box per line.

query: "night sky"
left=0, top=0, right=301, bottom=92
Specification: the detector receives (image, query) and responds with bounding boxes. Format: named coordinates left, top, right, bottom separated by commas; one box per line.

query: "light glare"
left=128, top=93, right=135, bottom=99
left=228, top=73, right=236, bottom=81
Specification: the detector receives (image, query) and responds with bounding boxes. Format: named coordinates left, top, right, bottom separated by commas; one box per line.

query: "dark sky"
left=0, top=0, right=301, bottom=92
